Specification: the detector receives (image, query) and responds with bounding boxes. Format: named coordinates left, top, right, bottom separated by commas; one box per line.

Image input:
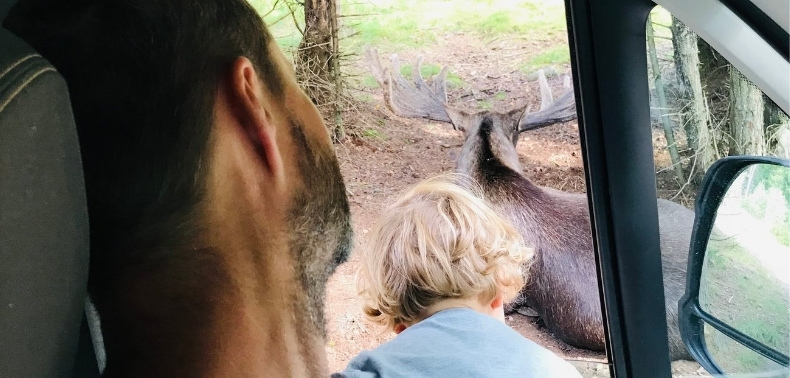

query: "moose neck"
left=457, top=118, right=537, bottom=192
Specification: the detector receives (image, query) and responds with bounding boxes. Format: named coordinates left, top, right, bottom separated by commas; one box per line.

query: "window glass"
left=647, top=6, right=790, bottom=376
left=700, top=165, right=790, bottom=368
left=257, top=1, right=608, bottom=376
left=256, top=2, right=788, bottom=377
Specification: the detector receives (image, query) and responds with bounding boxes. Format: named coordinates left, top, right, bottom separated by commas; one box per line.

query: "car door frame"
left=565, top=0, right=790, bottom=377
left=565, top=0, right=673, bottom=376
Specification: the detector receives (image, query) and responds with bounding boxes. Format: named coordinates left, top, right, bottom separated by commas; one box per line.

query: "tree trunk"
left=671, top=17, right=716, bottom=177
left=296, top=0, right=344, bottom=139
left=765, top=96, right=790, bottom=158
left=697, top=37, right=730, bottom=158
left=647, top=17, right=684, bottom=184
left=729, top=67, right=765, bottom=155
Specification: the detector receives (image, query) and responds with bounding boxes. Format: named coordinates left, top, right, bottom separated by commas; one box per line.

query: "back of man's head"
left=3, top=0, right=283, bottom=301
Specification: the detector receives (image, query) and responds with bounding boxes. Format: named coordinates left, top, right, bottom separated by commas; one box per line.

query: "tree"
left=295, top=0, right=344, bottom=140
left=764, top=97, right=790, bottom=158
left=728, top=67, right=765, bottom=155
left=647, top=17, right=684, bottom=183
left=670, top=16, right=715, bottom=177
left=697, top=37, right=730, bottom=158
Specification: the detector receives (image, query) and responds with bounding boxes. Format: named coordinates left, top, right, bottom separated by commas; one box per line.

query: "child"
left=335, top=175, right=582, bottom=377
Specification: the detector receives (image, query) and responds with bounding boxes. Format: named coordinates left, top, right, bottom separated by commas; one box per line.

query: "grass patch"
left=520, top=45, right=570, bottom=73
left=356, top=93, right=375, bottom=103
left=701, top=229, right=790, bottom=371
left=477, top=100, right=493, bottom=110
left=398, top=63, right=465, bottom=88
left=494, top=91, right=507, bottom=101
left=446, top=74, right=465, bottom=88
left=361, top=75, right=380, bottom=89
left=341, top=0, right=567, bottom=53
left=362, top=128, right=384, bottom=139
left=349, top=16, right=435, bottom=49
left=253, top=0, right=569, bottom=57
left=469, top=10, right=516, bottom=34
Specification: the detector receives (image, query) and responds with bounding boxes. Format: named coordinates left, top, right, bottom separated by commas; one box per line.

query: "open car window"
left=646, top=5, right=790, bottom=376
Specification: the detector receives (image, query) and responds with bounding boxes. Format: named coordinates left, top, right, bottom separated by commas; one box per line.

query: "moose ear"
left=444, top=106, right=470, bottom=132
left=509, top=105, right=530, bottom=126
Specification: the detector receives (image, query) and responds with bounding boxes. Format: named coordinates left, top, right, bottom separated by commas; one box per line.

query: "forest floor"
left=323, top=30, right=706, bottom=377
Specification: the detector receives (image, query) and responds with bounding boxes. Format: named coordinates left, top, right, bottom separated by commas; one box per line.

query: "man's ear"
left=225, top=56, right=284, bottom=180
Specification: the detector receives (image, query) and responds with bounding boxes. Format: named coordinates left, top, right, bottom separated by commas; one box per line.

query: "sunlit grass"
left=398, top=63, right=465, bottom=88
left=342, top=0, right=566, bottom=52
left=520, top=45, right=570, bottom=73
left=702, top=230, right=790, bottom=371
left=253, top=0, right=568, bottom=54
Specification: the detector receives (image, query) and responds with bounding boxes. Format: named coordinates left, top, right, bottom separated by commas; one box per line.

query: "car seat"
left=0, top=5, right=100, bottom=376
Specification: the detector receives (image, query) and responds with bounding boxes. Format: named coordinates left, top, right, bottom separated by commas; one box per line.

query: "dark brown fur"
left=452, top=114, right=693, bottom=360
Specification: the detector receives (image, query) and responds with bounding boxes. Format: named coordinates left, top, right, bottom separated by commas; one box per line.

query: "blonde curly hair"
left=357, top=174, right=533, bottom=332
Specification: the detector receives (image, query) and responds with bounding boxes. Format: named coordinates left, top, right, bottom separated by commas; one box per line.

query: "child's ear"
left=394, top=323, right=407, bottom=334
left=490, top=293, right=504, bottom=310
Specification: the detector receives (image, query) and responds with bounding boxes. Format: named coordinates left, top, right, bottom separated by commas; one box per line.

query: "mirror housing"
left=679, top=156, right=790, bottom=374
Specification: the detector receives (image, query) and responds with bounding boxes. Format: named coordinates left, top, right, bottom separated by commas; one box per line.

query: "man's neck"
left=96, top=243, right=328, bottom=378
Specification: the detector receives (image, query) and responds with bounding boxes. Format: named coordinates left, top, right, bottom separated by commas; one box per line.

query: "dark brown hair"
left=4, top=0, right=283, bottom=300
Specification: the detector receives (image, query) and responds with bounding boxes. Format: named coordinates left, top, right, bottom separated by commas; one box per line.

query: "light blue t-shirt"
left=334, top=308, right=583, bottom=378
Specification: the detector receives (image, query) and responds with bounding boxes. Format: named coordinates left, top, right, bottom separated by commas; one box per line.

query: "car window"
left=646, top=6, right=790, bottom=376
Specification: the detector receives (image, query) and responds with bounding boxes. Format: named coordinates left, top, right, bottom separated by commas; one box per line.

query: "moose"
left=366, top=47, right=694, bottom=361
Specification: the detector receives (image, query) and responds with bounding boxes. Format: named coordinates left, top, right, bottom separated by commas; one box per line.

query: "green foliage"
left=772, top=218, right=790, bottom=247
left=742, top=193, right=768, bottom=219
left=494, top=91, right=507, bottom=101
left=648, top=7, right=674, bottom=39
left=749, top=165, right=790, bottom=205
left=251, top=0, right=305, bottom=50
left=742, top=165, right=790, bottom=246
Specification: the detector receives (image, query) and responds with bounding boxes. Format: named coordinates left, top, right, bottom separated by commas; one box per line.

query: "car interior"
left=0, top=0, right=786, bottom=377
left=0, top=3, right=101, bottom=377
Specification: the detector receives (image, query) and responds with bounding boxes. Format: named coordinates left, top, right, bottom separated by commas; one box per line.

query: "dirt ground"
left=325, top=32, right=706, bottom=377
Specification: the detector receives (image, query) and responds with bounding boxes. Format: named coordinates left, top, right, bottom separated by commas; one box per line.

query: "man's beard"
left=287, top=121, right=353, bottom=339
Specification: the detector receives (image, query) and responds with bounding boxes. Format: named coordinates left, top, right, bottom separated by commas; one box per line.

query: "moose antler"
left=365, top=46, right=452, bottom=123
left=519, top=72, right=577, bottom=131
left=364, top=45, right=577, bottom=130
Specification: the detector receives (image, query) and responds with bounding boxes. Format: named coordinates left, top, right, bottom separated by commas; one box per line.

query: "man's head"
left=4, top=0, right=351, bottom=351
left=358, top=175, right=532, bottom=333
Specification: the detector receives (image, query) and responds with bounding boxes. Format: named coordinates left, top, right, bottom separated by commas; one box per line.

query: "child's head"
left=358, top=174, right=533, bottom=332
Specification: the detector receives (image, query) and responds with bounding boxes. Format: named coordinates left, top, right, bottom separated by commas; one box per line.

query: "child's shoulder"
left=337, top=308, right=583, bottom=378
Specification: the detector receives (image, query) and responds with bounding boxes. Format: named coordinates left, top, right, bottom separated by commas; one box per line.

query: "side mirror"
left=679, top=156, right=790, bottom=375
